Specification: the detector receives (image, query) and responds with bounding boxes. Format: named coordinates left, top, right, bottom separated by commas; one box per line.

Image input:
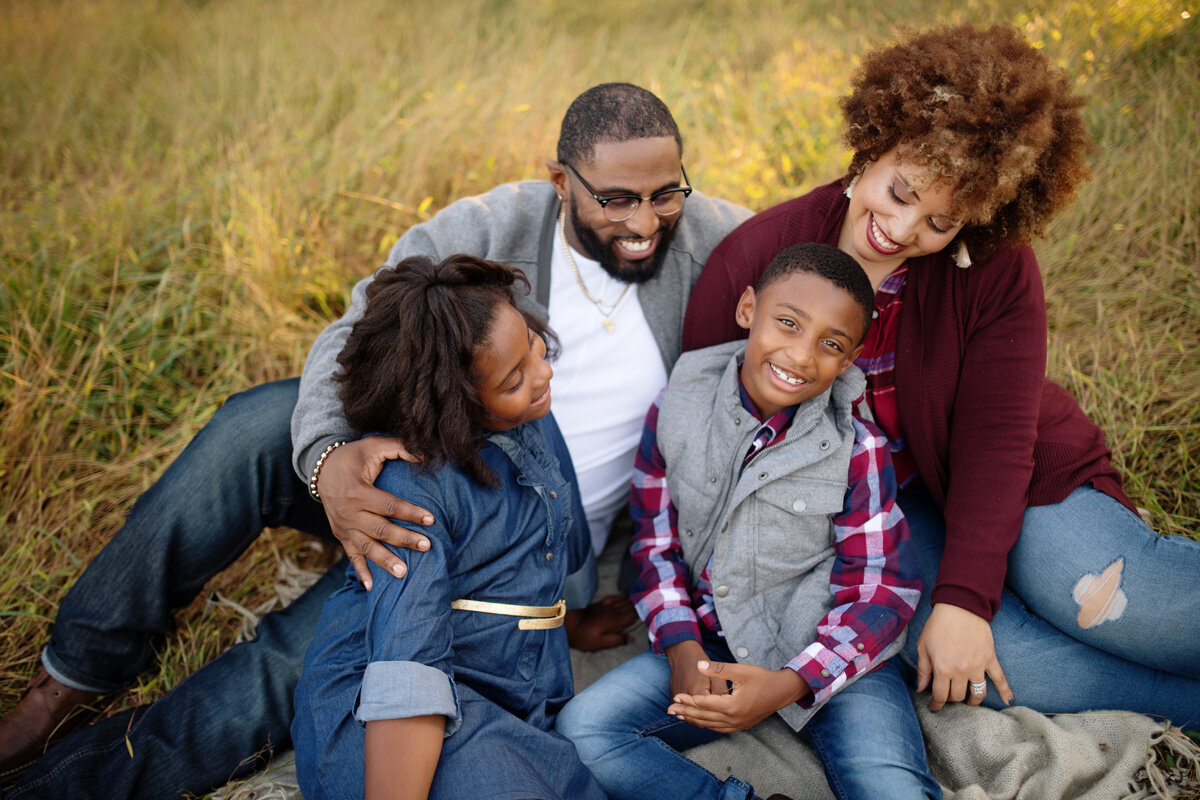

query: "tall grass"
left=1, top=0, right=1196, bottom=722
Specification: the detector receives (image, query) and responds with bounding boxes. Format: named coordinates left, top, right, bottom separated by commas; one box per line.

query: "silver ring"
left=969, top=680, right=986, bottom=696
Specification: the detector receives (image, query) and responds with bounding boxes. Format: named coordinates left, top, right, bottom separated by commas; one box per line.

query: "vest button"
left=715, top=585, right=729, bottom=597
left=734, top=418, right=742, bottom=425
left=735, top=646, right=749, bottom=659
left=685, top=528, right=694, bottom=537
left=819, top=440, right=831, bottom=450
left=792, top=499, right=807, bottom=513
left=758, top=471, right=768, bottom=480
left=709, top=476, right=718, bottom=483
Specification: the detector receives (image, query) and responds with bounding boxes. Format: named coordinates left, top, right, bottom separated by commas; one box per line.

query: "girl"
left=291, top=253, right=606, bottom=800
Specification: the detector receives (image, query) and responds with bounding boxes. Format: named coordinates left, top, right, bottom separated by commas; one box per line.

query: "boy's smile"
left=735, top=272, right=866, bottom=420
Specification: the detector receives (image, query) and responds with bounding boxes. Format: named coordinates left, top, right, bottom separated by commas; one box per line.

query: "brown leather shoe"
left=0, top=667, right=102, bottom=778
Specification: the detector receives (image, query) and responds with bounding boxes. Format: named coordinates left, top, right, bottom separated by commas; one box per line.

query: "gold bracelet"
left=307, top=441, right=347, bottom=502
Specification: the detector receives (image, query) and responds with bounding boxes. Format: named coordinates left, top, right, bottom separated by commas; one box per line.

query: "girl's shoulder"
left=370, top=416, right=572, bottom=512
left=372, top=441, right=479, bottom=509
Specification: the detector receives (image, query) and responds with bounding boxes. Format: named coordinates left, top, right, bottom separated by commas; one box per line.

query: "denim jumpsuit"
left=291, top=415, right=605, bottom=800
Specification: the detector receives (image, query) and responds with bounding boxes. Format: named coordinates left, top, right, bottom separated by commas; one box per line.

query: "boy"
left=557, top=243, right=939, bottom=800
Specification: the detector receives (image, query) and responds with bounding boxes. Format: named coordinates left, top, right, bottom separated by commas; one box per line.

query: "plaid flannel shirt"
left=628, top=379, right=921, bottom=705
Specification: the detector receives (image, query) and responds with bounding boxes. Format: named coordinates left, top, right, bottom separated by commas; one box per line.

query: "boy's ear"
left=838, top=342, right=867, bottom=374
left=734, top=286, right=756, bottom=331
left=546, top=160, right=569, bottom=200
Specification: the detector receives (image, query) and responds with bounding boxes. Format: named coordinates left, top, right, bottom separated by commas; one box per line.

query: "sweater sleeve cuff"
left=929, top=583, right=996, bottom=622
left=356, top=661, right=460, bottom=737
left=297, top=434, right=353, bottom=483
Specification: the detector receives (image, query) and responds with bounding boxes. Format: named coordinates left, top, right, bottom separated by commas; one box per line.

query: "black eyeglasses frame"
left=565, top=163, right=693, bottom=222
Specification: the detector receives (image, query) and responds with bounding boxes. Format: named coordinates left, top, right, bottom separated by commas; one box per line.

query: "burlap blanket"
left=209, top=548, right=1195, bottom=800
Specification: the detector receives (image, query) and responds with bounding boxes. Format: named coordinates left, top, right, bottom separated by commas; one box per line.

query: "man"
left=0, top=83, right=751, bottom=798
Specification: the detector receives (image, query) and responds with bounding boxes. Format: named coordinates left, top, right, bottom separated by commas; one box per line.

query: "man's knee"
left=189, top=378, right=300, bottom=467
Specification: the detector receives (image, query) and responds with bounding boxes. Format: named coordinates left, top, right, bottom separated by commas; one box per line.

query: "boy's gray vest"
left=657, top=340, right=903, bottom=730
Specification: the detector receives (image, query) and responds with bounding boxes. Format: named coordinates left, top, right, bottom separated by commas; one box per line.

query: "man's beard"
left=569, top=204, right=677, bottom=285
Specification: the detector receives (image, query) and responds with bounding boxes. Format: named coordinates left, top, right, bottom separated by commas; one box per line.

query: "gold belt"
left=449, top=598, right=566, bottom=630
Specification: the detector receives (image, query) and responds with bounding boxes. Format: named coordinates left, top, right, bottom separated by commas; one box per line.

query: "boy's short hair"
left=757, top=243, right=874, bottom=341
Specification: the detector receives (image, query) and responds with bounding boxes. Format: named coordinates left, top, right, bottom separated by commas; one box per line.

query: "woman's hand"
left=916, top=603, right=1015, bottom=710
left=667, top=660, right=810, bottom=733
left=317, top=437, right=433, bottom=589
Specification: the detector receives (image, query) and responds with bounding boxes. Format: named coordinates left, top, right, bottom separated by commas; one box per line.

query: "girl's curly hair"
left=334, top=254, right=555, bottom=487
left=840, top=24, right=1092, bottom=260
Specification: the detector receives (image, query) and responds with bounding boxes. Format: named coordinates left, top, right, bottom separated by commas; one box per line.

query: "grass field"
left=1, top=0, right=1196, bottom=743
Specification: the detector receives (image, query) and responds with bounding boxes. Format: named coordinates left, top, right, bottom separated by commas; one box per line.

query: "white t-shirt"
left=547, top=240, right=668, bottom=555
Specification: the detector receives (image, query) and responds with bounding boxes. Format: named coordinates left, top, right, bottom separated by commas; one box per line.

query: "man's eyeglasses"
left=566, top=163, right=692, bottom=223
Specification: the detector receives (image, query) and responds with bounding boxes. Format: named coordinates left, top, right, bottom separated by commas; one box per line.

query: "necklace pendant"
left=602, top=318, right=615, bottom=333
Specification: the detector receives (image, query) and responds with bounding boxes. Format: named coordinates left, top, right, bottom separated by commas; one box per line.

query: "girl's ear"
left=734, top=286, right=756, bottom=331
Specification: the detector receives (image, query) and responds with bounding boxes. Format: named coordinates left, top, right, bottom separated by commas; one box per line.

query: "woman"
left=682, top=23, right=1200, bottom=726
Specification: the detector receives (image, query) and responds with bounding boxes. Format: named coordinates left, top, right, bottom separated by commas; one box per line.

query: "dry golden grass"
left=1, top=0, right=1196, bottom=728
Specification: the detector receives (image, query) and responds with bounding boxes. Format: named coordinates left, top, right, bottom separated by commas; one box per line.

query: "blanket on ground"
left=210, top=549, right=1192, bottom=800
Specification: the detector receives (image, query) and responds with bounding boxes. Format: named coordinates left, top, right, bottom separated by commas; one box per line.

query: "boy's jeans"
left=557, top=643, right=940, bottom=800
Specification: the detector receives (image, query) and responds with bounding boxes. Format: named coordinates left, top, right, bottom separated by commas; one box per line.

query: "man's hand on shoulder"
left=317, top=437, right=434, bottom=590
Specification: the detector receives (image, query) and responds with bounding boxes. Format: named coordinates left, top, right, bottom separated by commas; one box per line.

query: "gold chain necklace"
left=558, top=210, right=631, bottom=333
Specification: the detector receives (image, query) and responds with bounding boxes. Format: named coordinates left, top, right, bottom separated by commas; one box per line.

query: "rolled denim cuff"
left=355, top=661, right=460, bottom=736
left=41, top=648, right=115, bottom=694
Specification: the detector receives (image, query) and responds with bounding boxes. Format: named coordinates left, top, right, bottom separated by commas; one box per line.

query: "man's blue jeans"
left=6, top=379, right=340, bottom=798
left=897, top=486, right=1200, bottom=728
left=557, top=644, right=939, bottom=800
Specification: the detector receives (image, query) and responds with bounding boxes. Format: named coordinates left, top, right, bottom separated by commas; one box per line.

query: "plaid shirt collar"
left=737, top=366, right=799, bottom=465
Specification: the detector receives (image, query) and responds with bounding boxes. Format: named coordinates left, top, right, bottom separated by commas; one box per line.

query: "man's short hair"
left=556, top=83, right=682, bottom=166
left=758, top=243, right=875, bottom=340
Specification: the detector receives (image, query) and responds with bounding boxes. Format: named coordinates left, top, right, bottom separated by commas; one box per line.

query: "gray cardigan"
left=291, top=180, right=750, bottom=479
left=657, top=341, right=901, bottom=731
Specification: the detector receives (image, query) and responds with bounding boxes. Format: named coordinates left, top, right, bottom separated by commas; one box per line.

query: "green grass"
left=1, top=0, right=1196, bottom=729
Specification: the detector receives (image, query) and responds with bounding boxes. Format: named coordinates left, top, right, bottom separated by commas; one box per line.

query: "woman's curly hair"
left=334, top=254, right=555, bottom=487
left=840, top=24, right=1092, bottom=260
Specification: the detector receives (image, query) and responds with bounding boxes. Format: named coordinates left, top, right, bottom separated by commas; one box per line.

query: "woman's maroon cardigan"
left=682, top=181, right=1133, bottom=621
